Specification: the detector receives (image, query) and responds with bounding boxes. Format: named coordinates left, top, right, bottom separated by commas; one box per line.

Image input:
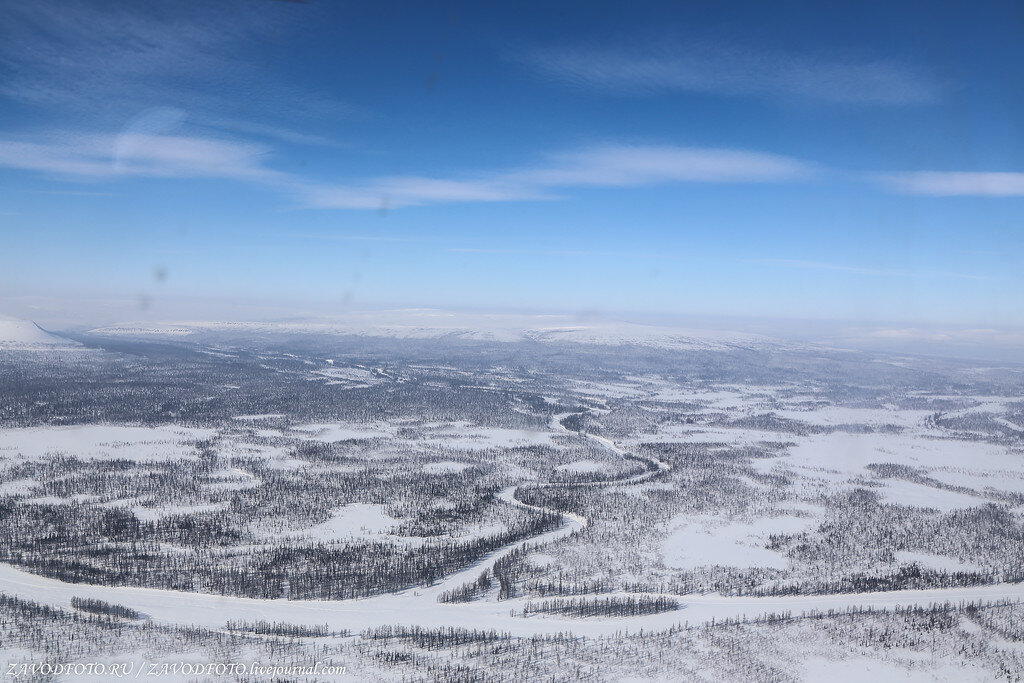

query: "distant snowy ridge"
left=86, top=310, right=795, bottom=351
left=520, top=323, right=775, bottom=351
left=0, top=315, right=79, bottom=350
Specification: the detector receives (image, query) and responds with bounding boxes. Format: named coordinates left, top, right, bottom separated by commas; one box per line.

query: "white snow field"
left=662, top=515, right=815, bottom=571
left=417, top=422, right=559, bottom=450
left=0, top=425, right=216, bottom=462
left=280, top=503, right=404, bottom=542
left=875, top=478, right=986, bottom=512
left=293, top=423, right=395, bottom=441
left=894, top=551, right=985, bottom=574
left=556, top=460, right=607, bottom=474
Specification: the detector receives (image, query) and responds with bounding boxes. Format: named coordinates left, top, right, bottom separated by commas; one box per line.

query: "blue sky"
left=0, top=0, right=1022, bottom=329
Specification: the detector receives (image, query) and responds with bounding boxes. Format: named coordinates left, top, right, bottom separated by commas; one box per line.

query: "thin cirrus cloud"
left=879, top=172, right=1024, bottom=197
left=302, top=146, right=813, bottom=209
left=518, top=42, right=943, bottom=106
left=0, top=2, right=350, bottom=132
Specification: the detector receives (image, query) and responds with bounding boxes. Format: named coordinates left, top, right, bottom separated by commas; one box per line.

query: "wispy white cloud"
left=518, top=42, right=943, bottom=106
left=750, top=258, right=992, bottom=281
left=0, top=120, right=811, bottom=211
left=302, top=176, right=550, bottom=210
left=0, top=132, right=285, bottom=182
left=511, top=146, right=809, bottom=186
left=303, top=145, right=811, bottom=209
left=879, top=172, right=1024, bottom=196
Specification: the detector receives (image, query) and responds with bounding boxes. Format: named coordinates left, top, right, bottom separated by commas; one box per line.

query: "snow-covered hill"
left=0, top=315, right=79, bottom=350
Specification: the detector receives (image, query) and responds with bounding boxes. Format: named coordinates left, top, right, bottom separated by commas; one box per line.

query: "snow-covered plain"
left=281, top=504, right=404, bottom=542
left=555, top=460, right=606, bottom=474
left=422, top=460, right=473, bottom=474
left=293, top=423, right=394, bottom=441
left=662, top=515, right=815, bottom=571
left=0, top=425, right=215, bottom=462
left=3, top=325, right=1024, bottom=680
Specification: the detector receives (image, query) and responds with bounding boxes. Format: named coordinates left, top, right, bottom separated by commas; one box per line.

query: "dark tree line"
left=362, top=625, right=508, bottom=650
left=70, top=596, right=145, bottom=620
left=225, top=619, right=343, bottom=638
left=523, top=595, right=679, bottom=618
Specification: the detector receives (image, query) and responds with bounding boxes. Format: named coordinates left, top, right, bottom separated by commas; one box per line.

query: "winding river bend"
left=1, top=413, right=1022, bottom=638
